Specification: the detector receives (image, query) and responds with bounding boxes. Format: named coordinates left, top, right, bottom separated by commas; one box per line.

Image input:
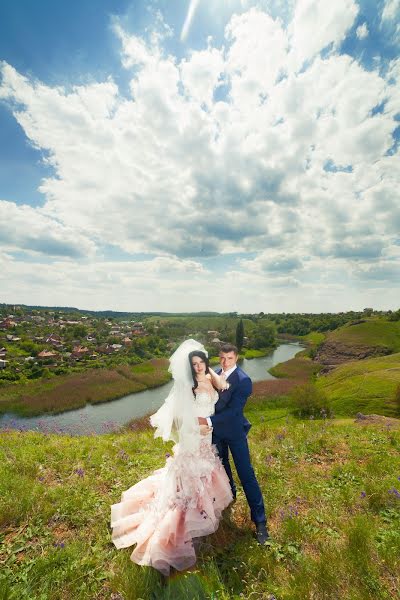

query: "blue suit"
left=210, top=366, right=266, bottom=525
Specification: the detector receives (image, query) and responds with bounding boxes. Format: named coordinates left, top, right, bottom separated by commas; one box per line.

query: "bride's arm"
left=207, top=367, right=228, bottom=390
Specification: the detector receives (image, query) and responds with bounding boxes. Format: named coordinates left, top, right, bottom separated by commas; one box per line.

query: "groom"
left=198, top=343, right=269, bottom=544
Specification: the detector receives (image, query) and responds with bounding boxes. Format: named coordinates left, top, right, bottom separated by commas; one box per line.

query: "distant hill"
left=317, top=352, right=400, bottom=417
left=327, top=318, right=400, bottom=351
left=315, top=318, right=400, bottom=371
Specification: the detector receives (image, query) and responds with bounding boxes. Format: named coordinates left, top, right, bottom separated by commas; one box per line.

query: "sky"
left=0, top=0, right=399, bottom=314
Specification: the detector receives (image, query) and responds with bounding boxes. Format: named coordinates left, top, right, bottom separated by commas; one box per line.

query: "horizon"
left=1, top=301, right=395, bottom=317
left=1, top=0, right=399, bottom=313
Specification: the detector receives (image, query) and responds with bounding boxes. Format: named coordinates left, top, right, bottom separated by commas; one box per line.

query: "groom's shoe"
left=255, top=522, right=270, bottom=545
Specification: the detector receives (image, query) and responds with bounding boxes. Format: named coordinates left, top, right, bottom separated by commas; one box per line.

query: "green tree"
left=235, top=319, right=245, bottom=351
left=252, top=322, right=275, bottom=349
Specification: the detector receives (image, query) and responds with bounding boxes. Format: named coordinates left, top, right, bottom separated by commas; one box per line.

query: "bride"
left=110, top=339, right=233, bottom=576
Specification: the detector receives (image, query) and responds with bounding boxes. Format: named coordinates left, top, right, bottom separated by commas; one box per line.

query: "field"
left=1, top=398, right=399, bottom=600
left=316, top=353, right=400, bottom=417
left=0, top=359, right=170, bottom=417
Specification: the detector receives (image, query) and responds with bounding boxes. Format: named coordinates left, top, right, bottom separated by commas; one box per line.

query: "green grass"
left=1, top=403, right=399, bottom=599
left=0, top=359, right=171, bottom=417
left=316, top=353, right=400, bottom=417
left=299, top=332, right=326, bottom=345
left=326, top=318, right=400, bottom=352
left=269, top=354, right=322, bottom=380
left=243, top=348, right=273, bottom=359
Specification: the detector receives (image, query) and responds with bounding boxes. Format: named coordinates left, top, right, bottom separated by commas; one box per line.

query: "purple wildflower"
left=53, top=541, right=65, bottom=548
left=388, top=488, right=400, bottom=499
left=74, top=468, right=85, bottom=477
left=165, top=453, right=171, bottom=458
left=360, top=491, right=366, bottom=498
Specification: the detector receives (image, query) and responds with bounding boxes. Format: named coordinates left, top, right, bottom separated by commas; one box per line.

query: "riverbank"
left=0, top=359, right=170, bottom=417
left=1, top=405, right=399, bottom=599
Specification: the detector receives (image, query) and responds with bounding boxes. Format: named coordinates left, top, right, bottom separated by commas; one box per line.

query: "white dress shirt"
left=206, top=364, right=237, bottom=427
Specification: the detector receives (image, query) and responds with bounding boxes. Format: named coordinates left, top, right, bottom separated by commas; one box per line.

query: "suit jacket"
left=210, top=366, right=252, bottom=440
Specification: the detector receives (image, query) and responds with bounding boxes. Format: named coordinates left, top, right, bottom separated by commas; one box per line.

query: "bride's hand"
left=199, top=424, right=212, bottom=436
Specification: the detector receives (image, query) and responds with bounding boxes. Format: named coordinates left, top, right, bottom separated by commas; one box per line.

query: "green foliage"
left=251, top=321, right=276, bottom=349
left=289, top=382, right=333, bottom=418
left=388, top=309, right=400, bottom=321
left=235, top=319, right=244, bottom=351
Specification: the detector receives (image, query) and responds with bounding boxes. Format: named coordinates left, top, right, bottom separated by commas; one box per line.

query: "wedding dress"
left=110, top=359, right=233, bottom=576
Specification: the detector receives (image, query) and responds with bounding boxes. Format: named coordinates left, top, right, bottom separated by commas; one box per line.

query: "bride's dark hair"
left=188, top=350, right=210, bottom=393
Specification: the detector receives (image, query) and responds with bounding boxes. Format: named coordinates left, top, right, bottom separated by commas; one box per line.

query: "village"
left=0, top=306, right=155, bottom=381
left=0, top=306, right=246, bottom=385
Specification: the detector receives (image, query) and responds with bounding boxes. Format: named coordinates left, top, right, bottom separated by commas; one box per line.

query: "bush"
left=289, top=382, right=333, bottom=419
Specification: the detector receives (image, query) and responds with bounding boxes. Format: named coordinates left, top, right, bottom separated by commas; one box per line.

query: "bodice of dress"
left=193, top=388, right=219, bottom=418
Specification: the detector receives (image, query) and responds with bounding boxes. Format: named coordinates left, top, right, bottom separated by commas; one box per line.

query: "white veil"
left=150, top=339, right=206, bottom=453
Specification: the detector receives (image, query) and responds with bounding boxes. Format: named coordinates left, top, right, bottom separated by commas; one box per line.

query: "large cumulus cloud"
left=0, top=0, right=399, bottom=310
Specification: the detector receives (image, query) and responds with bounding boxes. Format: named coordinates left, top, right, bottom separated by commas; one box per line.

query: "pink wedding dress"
left=110, top=388, right=233, bottom=576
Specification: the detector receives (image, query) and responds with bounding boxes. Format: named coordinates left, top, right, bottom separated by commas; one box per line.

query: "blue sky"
left=0, top=0, right=399, bottom=312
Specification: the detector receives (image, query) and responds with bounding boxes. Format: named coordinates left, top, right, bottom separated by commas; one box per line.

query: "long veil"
left=150, top=339, right=206, bottom=453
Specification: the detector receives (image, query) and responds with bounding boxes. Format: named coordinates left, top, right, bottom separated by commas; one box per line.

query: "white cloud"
left=381, top=0, right=400, bottom=22
left=287, top=0, right=359, bottom=71
left=356, top=22, right=369, bottom=39
left=0, top=2, right=399, bottom=311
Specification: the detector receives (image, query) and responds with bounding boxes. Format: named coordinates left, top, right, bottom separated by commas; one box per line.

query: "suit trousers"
left=214, top=434, right=266, bottom=524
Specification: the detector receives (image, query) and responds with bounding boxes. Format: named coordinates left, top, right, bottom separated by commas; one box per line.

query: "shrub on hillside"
left=289, top=382, right=333, bottom=419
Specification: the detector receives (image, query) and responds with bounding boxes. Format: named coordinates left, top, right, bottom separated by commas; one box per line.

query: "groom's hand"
left=198, top=417, right=207, bottom=425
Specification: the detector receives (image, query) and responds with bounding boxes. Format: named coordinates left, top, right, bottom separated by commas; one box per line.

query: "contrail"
left=180, top=0, right=200, bottom=41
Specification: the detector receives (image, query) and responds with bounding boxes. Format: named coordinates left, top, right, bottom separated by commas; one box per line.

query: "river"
left=0, top=342, right=304, bottom=435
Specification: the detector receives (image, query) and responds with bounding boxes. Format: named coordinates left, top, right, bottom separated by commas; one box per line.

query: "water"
left=0, top=342, right=304, bottom=435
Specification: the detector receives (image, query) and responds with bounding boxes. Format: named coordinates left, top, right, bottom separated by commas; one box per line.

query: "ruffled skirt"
left=110, top=438, right=232, bottom=576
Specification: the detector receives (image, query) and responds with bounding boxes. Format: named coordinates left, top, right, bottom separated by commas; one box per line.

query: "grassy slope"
left=317, top=353, right=400, bottom=417
left=1, top=402, right=399, bottom=600
left=269, top=353, right=322, bottom=380
left=326, top=319, right=400, bottom=351
left=0, top=359, right=170, bottom=417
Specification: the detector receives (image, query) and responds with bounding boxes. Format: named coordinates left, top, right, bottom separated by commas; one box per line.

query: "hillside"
left=1, top=402, right=399, bottom=599
left=316, top=352, right=400, bottom=417
left=315, top=319, right=400, bottom=371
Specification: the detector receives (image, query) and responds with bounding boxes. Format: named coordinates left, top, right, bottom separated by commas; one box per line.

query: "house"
left=110, top=344, right=122, bottom=351
left=37, top=350, right=58, bottom=360
left=71, top=345, right=90, bottom=358
left=97, top=344, right=115, bottom=355
left=45, top=334, right=62, bottom=345
left=0, top=359, right=7, bottom=369
left=0, top=319, right=17, bottom=329
left=0, top=347, right=6, bottom=359
left=123, top=337, right=132, bottom=346
left=208, top=330, right=220, bottom=337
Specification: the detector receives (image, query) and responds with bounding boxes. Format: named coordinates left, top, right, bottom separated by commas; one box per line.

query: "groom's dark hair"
left=219, top=343, right=238, bottom=354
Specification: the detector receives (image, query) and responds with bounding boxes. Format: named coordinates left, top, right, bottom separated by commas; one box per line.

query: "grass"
left=326, top=318, right=400, bottom=352
left=0, top=359, right=170, bottom=417
left=299, top=332, right=326, bottom=346
left=268, top=354, right=322, bottom=380
left=316, top=353, right=400, bottom=417
left=243, top=348, right=273, bottom=359
left=1, top=401, right=399, bottom=599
